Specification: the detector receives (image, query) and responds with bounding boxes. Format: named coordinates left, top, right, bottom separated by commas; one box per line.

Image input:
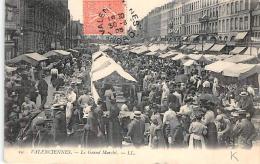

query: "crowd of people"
left=4, top=45, right=258, bottom=149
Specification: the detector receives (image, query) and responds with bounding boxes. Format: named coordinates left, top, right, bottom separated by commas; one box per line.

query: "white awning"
left=222, top=63, right=257, bottom=79
left=188, top=54, right=208, bottom=61
left=25, top=53, right=48, bottom=61
left=172, top=53, right=186, bottom=61
left=67, top=49, right=79, bottom=53
left=214, top=54, right=232, bottom=61
left=204, top=61, right=237, bottom=73
left=159, top=51, right=178, bottom=58
left=189, top=35, right=199, bottom=41
left=92, top=51, right=109, bottom=61
left=90, top=52, right=137, bottom=103
left=183, top=59, right=197, bottom=66
left=53, top=50, right=71, bottom=56
left=44, top=50, right=71, bottom=58
left=145, top=51, right=159, bottom=56
left=182, top=36, right=187, bottom=41
left=179, top=45, right=187, bottom=50
left=184, top=44, right=195, bottom=50
left=230, top=47, right=247, bottom=55
left=148, top=44, right=160, bottom=52
left=7, top=52, right=47, bottom=66
left=243, top=47, right=259, bottom=56
left=209, top=44, right=226, bottom=52
left=235, top=32, right=248, bottom=40
left=224, top=55, right=257, bottom=63
left=159, top=44, right=169, bottom=51
left=130, top=45, right=149, bottom=54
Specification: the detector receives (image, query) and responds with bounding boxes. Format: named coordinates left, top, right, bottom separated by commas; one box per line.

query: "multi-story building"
left=252, top=2, right=260, bottom=47
left=71, top=20, right=83, bottom=48
left=147, top=7, right=162, bottom=39
left=160, top=3, right=171, bottom=39
left=139, top=0, right=260, bottom=46
left=218, top=0, right=257, bottom=45
left=16, top=0, right=70, bottom=56
left=168, top=0, right=185, bottom=42
left=5, top=0, right=19, bottom=60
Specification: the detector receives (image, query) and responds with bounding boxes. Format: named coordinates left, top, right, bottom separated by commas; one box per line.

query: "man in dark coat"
left=53, top=109, right=67, bottom=146
left=107, top=99, right=122, bottom=147
left=233, top=111, right=257, bottom=149
left=127, top=111, right=145, bottom=147
left=37, top=75, right=48, bottom=109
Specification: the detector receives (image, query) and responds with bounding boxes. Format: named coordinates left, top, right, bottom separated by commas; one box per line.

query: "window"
left=6, top=6, right=14, bottom=21
left=219, top=20, right=221, bottom=31
left=235, top=18, right=238, bottom=30
left=226, top=19, right=230, bottom=32
left=222, top=20, right=225, bottom=32
left=245, top=0, right=249, bottom=10
left=231, top=2, right=234, bottom=14
left=235, top=1, right=239, bottom=13
left=245, top=16, right=248, bottom=29
left=227, top=3, right=230, bottom=14
left=231, top=18, right=234, bottom=30
left=258, top=16, right=260, bottom=26
left=240, top=0, right=243, bottom=10
left=5, top=33, right=11, bottom=41
left=240, top=17, right=243, bottom=30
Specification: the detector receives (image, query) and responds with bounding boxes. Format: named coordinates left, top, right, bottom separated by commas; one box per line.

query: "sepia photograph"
left=2, top=0, right=260, bottom=163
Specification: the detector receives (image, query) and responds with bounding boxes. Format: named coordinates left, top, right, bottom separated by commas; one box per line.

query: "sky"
left=68, top=0, right=169, bottom=23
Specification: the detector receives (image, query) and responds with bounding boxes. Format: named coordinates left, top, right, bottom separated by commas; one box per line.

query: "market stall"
left=90, top=51, right=137, bottom=104
left=44, top=50, right=71, bottom=59
left=6, top=52, right=47, bottom=66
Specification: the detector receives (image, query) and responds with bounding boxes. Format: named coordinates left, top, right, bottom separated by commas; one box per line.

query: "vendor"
left=21, top=95, right=37, bottom=117
left=66, top=87, right=77, bottom=135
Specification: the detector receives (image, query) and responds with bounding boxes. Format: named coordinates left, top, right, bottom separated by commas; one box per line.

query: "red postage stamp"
left=83, top=0, right=126, bottom=35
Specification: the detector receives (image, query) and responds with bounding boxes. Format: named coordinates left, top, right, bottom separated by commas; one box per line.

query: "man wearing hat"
left=127, top=111, right=145, bottom=147
left=215, top=114, right=231, bottom=147
left=53, top=107, right=66, bottom=146
left=237, top=91, right=254, bottom=117
left=37, top=74, right=48, bottom=109
left=232, top=110, right=257, bottom=149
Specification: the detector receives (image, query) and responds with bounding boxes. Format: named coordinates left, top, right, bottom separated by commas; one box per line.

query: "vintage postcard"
left=3, top=0, right=260, bottom=163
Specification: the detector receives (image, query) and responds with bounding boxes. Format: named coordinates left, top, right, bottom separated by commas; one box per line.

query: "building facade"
left=5, top=0, right=19, bottom=60
left=139, top=0, right=260, bottom=46
left=17, top=0, right=71, bottom=55
left=147, top=7, right=162, bottom=39
left=71, top=20, right=83, bottom=48
left=168, top=0, right=185, bottom=41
